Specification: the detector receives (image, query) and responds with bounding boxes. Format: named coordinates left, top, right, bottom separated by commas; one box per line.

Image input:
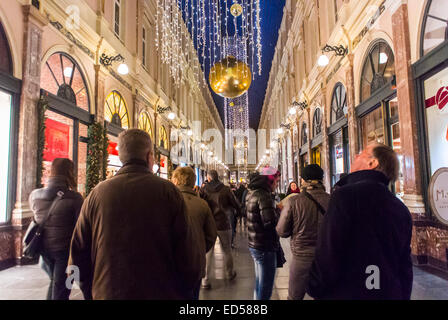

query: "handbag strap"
left=302, top=190, right=326, bottom=215
left=40, top=191, right=65, bottom=228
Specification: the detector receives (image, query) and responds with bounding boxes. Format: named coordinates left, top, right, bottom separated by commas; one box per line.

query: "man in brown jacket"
left=69, top=129, right=201, bottom=300
left=172, top=167, right=217, bottom=299
left=276, top=164, right=330, bottom=300
left=201, top=170, right=240, bottom=289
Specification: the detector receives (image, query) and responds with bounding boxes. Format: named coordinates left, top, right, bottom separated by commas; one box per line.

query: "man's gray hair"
left=372, top=144, right=399, bottom=182
left=118, top=129, right=153, bottom=164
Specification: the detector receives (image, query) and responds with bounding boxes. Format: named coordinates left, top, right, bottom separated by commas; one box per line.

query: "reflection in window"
left=331, top=83, right=348, bottom=124
left=105, top=91, right=129, bottom=129
left=360, top=41, right=395, bottom=102
left=41, top=52, right=90, bottom=111
left=421, top=0, right=448, bottom=56
left=360, top=106, right=385, bottom=150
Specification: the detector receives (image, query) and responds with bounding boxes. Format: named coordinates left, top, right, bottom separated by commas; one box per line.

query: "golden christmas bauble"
left=230, top=3, right=243, bottom=17
left=209, top=56, right=252, bottom=99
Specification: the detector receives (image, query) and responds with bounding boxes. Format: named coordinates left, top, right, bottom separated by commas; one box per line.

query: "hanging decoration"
left=155, top=0, right=262, bottom=88
left=209, top=55, right=252, bottom=98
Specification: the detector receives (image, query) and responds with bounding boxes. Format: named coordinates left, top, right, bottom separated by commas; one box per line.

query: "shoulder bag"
left=22, top=191, right=65, bottom=259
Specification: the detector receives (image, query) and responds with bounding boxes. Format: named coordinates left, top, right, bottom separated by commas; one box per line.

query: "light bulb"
left=379, top=52, right=388, bottom=64
left=277, top=128, right=284, bottom=135
left=117, top=63, right=129, bottom=75
left=318, top=54, right=329, bottom=67
left=168, top=112, right=176, bottom=120
left=187, top=130, right=193, bottom=136
left=289, top=108, right=297, bottom=115
left=64, top=67, right=73, bottom=78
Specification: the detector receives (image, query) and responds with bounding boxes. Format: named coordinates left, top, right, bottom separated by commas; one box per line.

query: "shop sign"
left=429, top=168, right=448, bottom=226
left=44, top=118, right=70, bottom=161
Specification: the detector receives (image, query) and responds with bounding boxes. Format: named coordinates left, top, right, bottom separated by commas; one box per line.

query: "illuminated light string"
left=155, top=0, right=263, bottom=87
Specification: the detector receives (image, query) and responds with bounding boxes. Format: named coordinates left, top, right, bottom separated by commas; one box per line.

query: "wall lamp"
left=157, top=106, right=176, bottom=120
left=100, top=53, right=129, bottom=75
left=318, top=44, right=348, bottom=67
left=280, top=123, right=291, bottom=130
left=180, top=125, right=193, bottom=136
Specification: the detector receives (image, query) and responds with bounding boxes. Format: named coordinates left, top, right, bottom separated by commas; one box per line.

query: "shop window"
left=0, top=91, right=12, bottom=223
left=313, top=107, right=322, bottom=137
left=138, top=111, right=153, bottom=139
left=114, top=0, right=122, bottom=38
left=159, top=126, right=168, bottom=150
left=423, top=66, right=448, bottom=175
left=0, top=23, right=12, bottom=74
left=331, top=83, right=348, bottom=124
left=421, top=0, right=448, bottom=56
left=360, top=41, right=395, bottom=102
left=41, top=52, right=90, bottom=111
left=105, top=91, right=129, bottom=129
left=142, top=25, right=147, bottom=67
left=359, top=106, right=385, bottom=148
left=301, top=122, right=308, bottom=146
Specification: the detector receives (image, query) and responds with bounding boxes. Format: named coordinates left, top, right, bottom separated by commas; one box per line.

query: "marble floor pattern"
left=1, top=224, right=448, bottom=300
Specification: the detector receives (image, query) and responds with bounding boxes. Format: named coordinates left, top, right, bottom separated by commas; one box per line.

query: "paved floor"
left=1, top=224, right=448, bottom=300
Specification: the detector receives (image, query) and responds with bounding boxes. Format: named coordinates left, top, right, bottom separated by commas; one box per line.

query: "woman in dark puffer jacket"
left=246, top=167, right=281, bottom=300
left=29, top=158, right=84, bottom=300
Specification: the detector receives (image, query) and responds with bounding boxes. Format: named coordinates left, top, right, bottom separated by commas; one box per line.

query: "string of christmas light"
left=155, top=0, right=263, bottom=87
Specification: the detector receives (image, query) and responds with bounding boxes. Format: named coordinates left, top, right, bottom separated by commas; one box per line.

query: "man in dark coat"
left=201, top=170, right=240, bottom=289
left=307, top=144, right=413, bottom=300
left=69, top=129, right=201, bottom=300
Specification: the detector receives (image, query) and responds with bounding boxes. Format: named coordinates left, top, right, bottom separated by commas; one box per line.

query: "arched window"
left=0, top=22, right=12, bottom=74
left=360, top=41, right=395, bottom=102
left=313, top=107, right=322, bottom=137
left=301, top=122, right=308, bottom=146
left=105, top=91, right=129, bottom=129
left=421, top=0, right=448, bottom=56
left=41, top=52, right=90, bottom=111
left=159, top=126, right=168, bottom=149
left=331, top=83, right=348, bottom=124
left=138, top=111, right=153, bottom=139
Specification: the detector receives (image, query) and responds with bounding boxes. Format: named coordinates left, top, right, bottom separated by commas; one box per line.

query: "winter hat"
left=301, top=164, right=324, bottom=181
left=260, top=166, right=280, bottom=177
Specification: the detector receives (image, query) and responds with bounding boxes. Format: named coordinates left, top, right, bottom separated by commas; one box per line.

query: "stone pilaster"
left=320, top=86, right=331, bottom=192
left=94, top=64, right=107, bottom=123
left=12, top=5, right=48, bottom=264
left=346, top=53, right=358, bottom=164
left=392, top=2, right=428, bottom=261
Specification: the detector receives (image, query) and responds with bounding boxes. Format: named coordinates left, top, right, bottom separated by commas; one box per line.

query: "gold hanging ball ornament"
left=230, top=3, right=243, bottom=17
left=209, top=56, right=252, bottom=99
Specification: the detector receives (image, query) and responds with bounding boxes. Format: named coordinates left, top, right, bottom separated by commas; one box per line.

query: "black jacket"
left=202, top=180, right=241, bottom=231
left=29, top=176, right=84, bottom=253
left=246, top=174, right=279, bottom=252
left=307, top=170, right=413, bottom=300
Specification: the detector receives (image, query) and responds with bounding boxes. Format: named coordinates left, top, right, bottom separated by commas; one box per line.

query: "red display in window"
left=160, top=157, right=165, bottom=168
left=108, top=142, right=119, bottom=156
left=44, top=119, right=70, bottom=162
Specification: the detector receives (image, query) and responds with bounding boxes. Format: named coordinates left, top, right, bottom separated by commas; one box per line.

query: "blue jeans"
left=249, top=248, right=277, bottom=300
left=40, top=250, right=71, bottom=300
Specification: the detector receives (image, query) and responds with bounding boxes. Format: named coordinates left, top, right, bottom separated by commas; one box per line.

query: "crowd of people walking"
left=28, top=128, right=413, bottom=300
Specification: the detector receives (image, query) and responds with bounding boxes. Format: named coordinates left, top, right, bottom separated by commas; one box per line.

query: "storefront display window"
left=423, top=66, right=448, bottom=175
left=0, top=91, right=12, bottom=223
left=359, top=106, right=385, bottom=148
left=105, top=91, right=129, bottom=129
left=421, top=0, right=448, bottom=56
left=107, top=134, right=122, bottom=179
left=159, top=126, right=168, bottom=150
left=312, top=147, right=321, bottom=167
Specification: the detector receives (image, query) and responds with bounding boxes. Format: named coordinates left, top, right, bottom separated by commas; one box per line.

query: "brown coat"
left=276, top=184, right=330, bottom=257
left=179, top=186, right=217, bottom=278
left=69, top=164, right=201, bottom=300
left=202, top=180, right=241, bottom=230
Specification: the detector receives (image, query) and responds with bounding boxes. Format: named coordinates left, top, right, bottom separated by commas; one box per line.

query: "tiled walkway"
left=1, top=224, right=448, bottom=300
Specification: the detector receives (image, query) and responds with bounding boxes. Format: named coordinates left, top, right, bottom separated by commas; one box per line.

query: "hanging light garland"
left=155, top=0, right=262, bottom=88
